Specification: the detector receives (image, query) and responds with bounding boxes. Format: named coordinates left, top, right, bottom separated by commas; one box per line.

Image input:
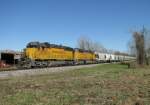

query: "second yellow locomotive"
left=74, top=48, right=96, bottom=64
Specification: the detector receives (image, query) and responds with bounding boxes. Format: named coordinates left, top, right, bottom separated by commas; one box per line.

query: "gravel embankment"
left=0, top=64, right=102, bottom=79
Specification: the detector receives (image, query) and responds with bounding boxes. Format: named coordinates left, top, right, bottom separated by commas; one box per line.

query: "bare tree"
left=77, top=36, right=86, bottom=50
left=133, top=32, right=145, bottom=65
left=77, top=36, right=106, bottom=52
left=77, top=36, right=91, bottom=50
left=142, top=27, right=150, bottom=65
left=127, top=39, right=136, bottom=56
left=128, top=26, right=150, bottom=65
left=92, top=42, right=106, bottom=52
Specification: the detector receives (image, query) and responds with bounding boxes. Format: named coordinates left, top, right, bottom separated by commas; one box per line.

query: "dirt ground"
left=0, top=64, right=150, bottom=105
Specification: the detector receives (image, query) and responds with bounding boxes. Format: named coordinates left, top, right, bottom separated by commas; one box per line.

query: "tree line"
left=77, top=36, right=129, bottom=56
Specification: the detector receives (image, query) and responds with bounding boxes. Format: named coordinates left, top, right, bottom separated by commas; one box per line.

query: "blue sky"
left=0, top=0, right=150, bottom=52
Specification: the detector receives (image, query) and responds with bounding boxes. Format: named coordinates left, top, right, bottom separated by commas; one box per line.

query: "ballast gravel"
left=0, top=64, right=103, bottom=79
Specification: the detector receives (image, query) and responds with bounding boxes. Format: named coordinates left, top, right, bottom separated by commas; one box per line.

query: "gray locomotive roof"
left=74, top=48, right=94, bottom=53
left=26, top=42, right=74, bottom=51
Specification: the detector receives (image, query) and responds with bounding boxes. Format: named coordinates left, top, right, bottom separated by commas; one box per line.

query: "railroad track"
left=0, top=63, right=105, bottom=79
left=0, top=63, right=100, bottom=72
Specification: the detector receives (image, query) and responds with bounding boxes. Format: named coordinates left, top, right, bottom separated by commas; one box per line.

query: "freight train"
left=19, top=42, right=135, bottom=68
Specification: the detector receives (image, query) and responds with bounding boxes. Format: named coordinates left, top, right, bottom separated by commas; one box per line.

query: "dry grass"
left=0, top=64, right=150, bottom=105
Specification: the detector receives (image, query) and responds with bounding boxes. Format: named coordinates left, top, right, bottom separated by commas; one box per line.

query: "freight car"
left=95, top=52, right=135, bottom=63
left=19, top=42, right=96, bottom=68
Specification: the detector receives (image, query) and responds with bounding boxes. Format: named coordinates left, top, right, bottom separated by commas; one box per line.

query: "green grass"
left=0, top=64, right=150, bottom=105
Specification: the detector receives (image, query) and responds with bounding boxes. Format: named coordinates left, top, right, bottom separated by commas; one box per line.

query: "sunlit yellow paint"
left=74, top=51, right=95, bottom=61
left=25, top=47, right=73, bottom=60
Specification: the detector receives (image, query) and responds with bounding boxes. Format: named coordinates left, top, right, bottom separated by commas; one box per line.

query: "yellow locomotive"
left=20, top=42, right=96, bottom=68
left=74, top=48, right=96, bottom=64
